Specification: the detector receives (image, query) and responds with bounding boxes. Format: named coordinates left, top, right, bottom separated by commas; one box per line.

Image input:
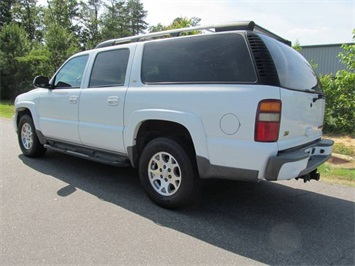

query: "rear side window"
left=260, top=35, right=322, bottom=93
left=89, top=49, right=130, bottom=87
left=142, top=33, right=256, bottom=84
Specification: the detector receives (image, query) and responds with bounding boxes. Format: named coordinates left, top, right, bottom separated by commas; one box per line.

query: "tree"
left=0, top=23, right=32, bottom=99
left=100, top=0, right=128, bottom=40
left=320, top=30, right=355, bottom=134
left=0, top=0, right=13, bottom=29
left=292, top=39, right=302, bottom=52
left=149, top=16, right=201, bottom=33
left=100, top=0, right=148, bottom=41
left=339, top=29, right=355, bottom=72
left=45, top=0, right=80, bottom=37
left=12, top=0, right=44, bottom=43
left=44, top=23, right=80, bottom=74
left=79, top=0, right=103, bottom=49
left=124, top=0, right=147, bottom=35
left=321, top=71, right=355, bottom=134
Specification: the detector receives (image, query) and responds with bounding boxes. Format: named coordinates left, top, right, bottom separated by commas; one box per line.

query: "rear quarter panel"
left=124, top=82, right=281, bottom=173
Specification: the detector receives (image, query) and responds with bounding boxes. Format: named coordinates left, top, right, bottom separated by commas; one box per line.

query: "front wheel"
left=139, top=138, right=200, bottom=209
left=18, top=115, right=46, bottom=157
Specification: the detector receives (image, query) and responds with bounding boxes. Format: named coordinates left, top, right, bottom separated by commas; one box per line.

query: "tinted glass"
left=142, top=33, right=256, bottom=84
left=260, top=35, right=322, bottom=92
left=55, top=55, right=88, bottom=88
left=89, top=49, right=130, bottom=87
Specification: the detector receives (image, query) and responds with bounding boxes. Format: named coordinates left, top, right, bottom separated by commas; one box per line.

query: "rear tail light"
left=255, top=100, right=281, bottom=142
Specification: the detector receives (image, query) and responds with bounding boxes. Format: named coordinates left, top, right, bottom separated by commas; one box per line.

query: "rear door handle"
left=107, top=96, right=119, bottom=106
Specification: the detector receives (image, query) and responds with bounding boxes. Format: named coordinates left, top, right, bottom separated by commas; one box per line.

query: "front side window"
left=142, top=33, right=257, bottom=84
left=89, top=49, right=130, bottom=87
left=54, top=55, right=89, bottom=88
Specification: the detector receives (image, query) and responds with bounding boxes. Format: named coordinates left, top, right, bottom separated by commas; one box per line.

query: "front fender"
left=14, top=101, right=40, bottom=131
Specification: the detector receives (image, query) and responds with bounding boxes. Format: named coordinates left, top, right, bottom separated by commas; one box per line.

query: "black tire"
left=139, top=137, right=200, bottom=209
left=18, top=115, right=46, bottom=157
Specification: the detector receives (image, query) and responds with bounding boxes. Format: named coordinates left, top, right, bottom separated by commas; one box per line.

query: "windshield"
left=260, top=34, right=322, bottom=93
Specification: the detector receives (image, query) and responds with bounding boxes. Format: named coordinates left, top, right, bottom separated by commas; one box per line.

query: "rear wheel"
left=18, top=115, right=46, bottom=157
left=139, top=137, right=200, bottom=209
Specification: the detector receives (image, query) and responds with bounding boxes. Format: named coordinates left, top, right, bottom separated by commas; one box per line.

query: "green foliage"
left=100, top=0, right=130, bottom=40
left=292, top=39, right=302, bottom=52
left=45, top=0, right=80, bottom=35
left=0, top=0, right=13, bottom=29
left=0, top=23, right=32, bottom=99
left=12, top=0, right=44, bottom=42
left=320, top=30, right=355, bottom=135
left=321, top=72, right=355, bottom=134
left=149, top=16, right=201, bottom=33
left=0, top=0, right=149, bottom=100
left=318, top=163, right=355, bottom=187
left=79, top=0, right=102, bottom=50
left=125, top=0, right=148, bottom=35
left=333, top=143, right=355, bottom=157
left=0, top=101, right=14, bottom=119
left=44, top=23, right=80, bottom=73
left=338, top=29, right=355, bottom=72
left=100, top=0, right=147, bottom=41
left=16, top=48, right=51, bottom=77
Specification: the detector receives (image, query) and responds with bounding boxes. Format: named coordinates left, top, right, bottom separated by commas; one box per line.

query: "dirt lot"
left=325, top=135, right=355, bottom=168
left=327, top=135, right=355, bottom=150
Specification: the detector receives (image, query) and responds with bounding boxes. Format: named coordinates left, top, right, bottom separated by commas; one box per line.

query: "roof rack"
left=95, top=21, right=291, bottom=48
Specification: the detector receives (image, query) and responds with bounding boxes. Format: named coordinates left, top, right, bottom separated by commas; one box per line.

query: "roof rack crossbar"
left=96, top=21, right=255, bottom=48
left=95, top=20, right=291, bottom=48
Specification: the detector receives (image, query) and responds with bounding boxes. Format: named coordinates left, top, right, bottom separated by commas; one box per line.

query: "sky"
left=140, top=0, right=355, bottom=45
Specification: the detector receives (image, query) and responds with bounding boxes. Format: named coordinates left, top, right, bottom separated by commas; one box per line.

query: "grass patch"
left=318, top=163, right=355, bottom=187
left=0, top=101, right=14, bottom=119
left=333, top=143, right=355, bottom=157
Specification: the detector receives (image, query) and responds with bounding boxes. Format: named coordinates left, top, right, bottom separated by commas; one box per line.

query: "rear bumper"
left=264, top=139, right=334, bottom=181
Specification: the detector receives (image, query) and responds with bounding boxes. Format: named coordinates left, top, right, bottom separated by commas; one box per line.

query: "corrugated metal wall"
left=300, top=44, right=349, bottom=76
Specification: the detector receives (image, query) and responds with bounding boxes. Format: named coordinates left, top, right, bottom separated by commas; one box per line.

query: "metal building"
left=300, top=43, right=351, bottom=76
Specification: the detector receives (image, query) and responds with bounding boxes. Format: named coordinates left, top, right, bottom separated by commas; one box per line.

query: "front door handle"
left=107, top=96, right=119, bottom=106
left=69, top=95, right=78, bottom=104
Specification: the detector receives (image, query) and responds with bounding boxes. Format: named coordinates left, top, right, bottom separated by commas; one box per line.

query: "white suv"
left=13, top=21, right=334, bottom=208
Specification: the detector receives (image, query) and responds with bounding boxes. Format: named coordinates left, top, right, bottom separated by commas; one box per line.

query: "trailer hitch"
left=296, top=169, right=320, bottom=183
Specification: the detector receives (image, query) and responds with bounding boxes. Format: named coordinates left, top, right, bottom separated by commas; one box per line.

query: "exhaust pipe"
left=296, top=169, right=320, bottom=183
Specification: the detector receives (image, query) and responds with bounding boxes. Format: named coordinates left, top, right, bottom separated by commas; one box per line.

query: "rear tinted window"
left=260, top=35, right=322, bottom=92
left=142, top=33, right=256, bottom=84
left=89, top=49, right=129, bottom=87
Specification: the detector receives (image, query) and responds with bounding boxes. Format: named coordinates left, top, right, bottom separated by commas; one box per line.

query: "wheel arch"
left=124, top=109, right=209, bottom=168
left=15, top=102, right=39, bottom=131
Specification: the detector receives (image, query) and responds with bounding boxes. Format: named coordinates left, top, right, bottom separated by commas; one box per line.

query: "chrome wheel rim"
left=148, top=152, right=181, bottom=196
left=21, top=123, right=33, bottom=150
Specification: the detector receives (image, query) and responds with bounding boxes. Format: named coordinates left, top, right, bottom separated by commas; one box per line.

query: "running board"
left=43, top=143, right=131, bottom=167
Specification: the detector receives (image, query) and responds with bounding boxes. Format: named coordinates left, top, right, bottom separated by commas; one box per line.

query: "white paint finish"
left=207, top=137, right=278, bottom=178
left=124, top=108, right=210, bottom=158
left=277, top=159, right=308, bottom=180
left=220, top=113, right=241, bottom=135
left=36, top=88, right=82, bottom=143
left=278, top=89, right=325, bottom=151
left=13, top=33, right=332, bottom=183
left=78, top=87, right=126, bottom=152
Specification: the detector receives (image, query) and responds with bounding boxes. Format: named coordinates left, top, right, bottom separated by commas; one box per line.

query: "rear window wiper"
left=313, top=94, right=325, bottom=102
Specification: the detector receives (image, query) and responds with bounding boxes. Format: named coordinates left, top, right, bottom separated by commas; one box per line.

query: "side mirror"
left=33, top=76, right=50, bottom=88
